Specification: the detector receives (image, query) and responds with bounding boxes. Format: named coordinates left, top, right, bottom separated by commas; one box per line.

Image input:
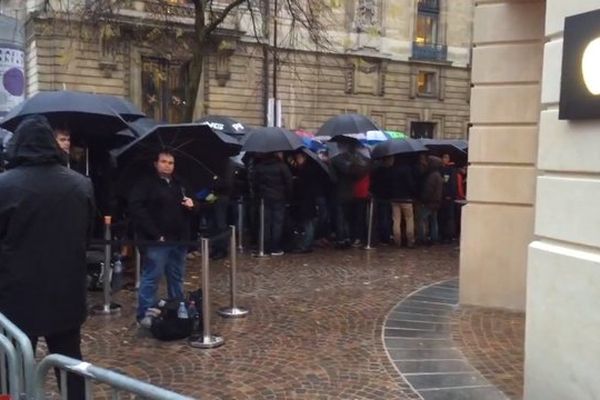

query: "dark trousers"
left=264, top=201, right=285, bottom=253
left=376, top=200, right=392, bottom=243
left=209, top=199, right=229, bottom=255
left=350, top=199, right=368, bottom=243
left=438, top=199, right=456, bottom=241
left=30, top=327, right=85, bottom=400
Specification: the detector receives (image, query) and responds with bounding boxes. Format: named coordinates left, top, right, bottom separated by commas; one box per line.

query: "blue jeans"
left=419, top=207, right=439, bottom=243
left=137, top=245, right=187, bottom=320
left=298, top=218, right=316, bottom=251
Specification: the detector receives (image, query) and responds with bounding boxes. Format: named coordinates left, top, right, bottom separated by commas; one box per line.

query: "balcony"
left=418, top=0, right=440, bottom=13
left=411, top=42, right=447, bottom=62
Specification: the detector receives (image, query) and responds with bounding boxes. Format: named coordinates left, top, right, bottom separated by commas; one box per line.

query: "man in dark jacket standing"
left=418, top=156, right=444, bottom=244
left=390, top=160, right=417, bottom=248
left=250, top=152, right=293, bottom=255
left=129, top=150, right=195, bottom=326
left=0, top=115, right=95, bottom=399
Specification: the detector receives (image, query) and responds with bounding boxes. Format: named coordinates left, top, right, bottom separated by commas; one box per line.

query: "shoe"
left=137, top=316, right=152, bottom=329
left=270, top=251, right=284, bottom=256
left=351, top=240, right=363, bottom=248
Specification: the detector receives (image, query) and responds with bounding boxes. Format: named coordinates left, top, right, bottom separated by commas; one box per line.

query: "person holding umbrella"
left=129, top=150, right=196, bottom=327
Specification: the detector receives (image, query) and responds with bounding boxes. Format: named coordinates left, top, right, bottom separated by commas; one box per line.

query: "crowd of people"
left=199, top=140, right=468, bottom=258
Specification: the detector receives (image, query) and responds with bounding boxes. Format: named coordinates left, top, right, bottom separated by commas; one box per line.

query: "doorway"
left=410, top=121, right=436, bottom=138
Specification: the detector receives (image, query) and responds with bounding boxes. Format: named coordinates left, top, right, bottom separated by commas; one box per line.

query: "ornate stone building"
left=4, top=0, right=473, bottom=138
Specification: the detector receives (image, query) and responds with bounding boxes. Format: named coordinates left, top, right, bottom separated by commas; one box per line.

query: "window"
left=415, top=12, right=438, bottom=44
left=410, top=121, right=436, bottom=139
left=417, top=71, right=437, bottom=96
left=141, top=57, right=188, bottom=123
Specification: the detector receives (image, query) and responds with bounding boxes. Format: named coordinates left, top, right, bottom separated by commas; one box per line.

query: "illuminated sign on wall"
left=559, top=8, right=600, bottom=120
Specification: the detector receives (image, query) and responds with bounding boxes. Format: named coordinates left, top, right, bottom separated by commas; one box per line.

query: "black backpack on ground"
left=149, top=289, right=202, bottom=341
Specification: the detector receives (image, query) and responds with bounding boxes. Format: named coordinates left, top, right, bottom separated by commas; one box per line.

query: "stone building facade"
left=2, top=0, right=473, bottom=137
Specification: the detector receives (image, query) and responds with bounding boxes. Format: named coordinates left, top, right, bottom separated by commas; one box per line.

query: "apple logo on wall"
left=582, top=37, right=600, bottom=96
left=559, top=8, right=600, bottom=120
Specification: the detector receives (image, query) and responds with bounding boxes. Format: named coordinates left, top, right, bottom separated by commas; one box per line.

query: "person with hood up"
left=0, top=115, right=95, bottom=400
left=250, top=152, right=293, bottom=255
left=418, top=156, right=444, bottom=244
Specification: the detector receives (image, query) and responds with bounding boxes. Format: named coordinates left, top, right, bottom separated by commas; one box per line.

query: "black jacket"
left=291, top=161, right=321, bottom=219
left=0, top=115, right=95, bottom=336
left=251, top=158, right=293, bottom=203
left=390, top=164, right=417, bottom=202
left=129, top=174, right=194, bottom=241
left=370, top=165, right=393, bottom=200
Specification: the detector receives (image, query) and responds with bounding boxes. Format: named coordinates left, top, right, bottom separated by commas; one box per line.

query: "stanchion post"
left=91, top=216, right=121, bottom=315
left=218, top=226, right=249, bottom=318
left=189, top=238, right=224, bottom=349
left=237, top=197, right=244, bottom=252
left=364, top=198, right=375, bottom=250
left=256, top=198, right=267, bottom=257
left=135, top=246, right=141, bottom=290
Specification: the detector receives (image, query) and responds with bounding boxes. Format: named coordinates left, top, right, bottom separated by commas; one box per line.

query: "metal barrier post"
left=237, top=197, right=244, bottom=252
left=253, top=198, right=268, bottom=257
left=0, top=335, right=20, bottom=400
left=218, top=226, right=249, bottom=318
left=34, top=354, right=195, bottom=400
left=189, top=238, right=224, bottom=349
left=364, top=198, right=375, bottom=250
left=91, top=216, right=121, bottom=315
left=0, top=312, right=35, bottom=399
left=135, top=246, right=141, bottom=290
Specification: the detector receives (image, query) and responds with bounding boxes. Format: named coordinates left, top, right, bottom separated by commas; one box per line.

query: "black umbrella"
left=241, top=127, right=304, bottom=153
left=419, top=138, right=468, bottom=166
left=96, top=95, right=146, bottom=121
left=372, top=138, right=427, bottom=159
left=0, top=91, right=128, bottom=142
left=316, top=113, right=382, bottom=140
left=112, top=122, right=242, bottom=194
left=196, top=115, right=250, bottom=139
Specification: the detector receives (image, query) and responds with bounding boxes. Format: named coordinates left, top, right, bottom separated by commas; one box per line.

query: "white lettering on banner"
left=0, top=47, right=25, bottom=114
left=231, top=123, right=245, bottom=132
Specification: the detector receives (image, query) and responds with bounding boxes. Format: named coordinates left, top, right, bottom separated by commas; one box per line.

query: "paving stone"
left=387, top=312, right=452, bottom=323
left=387, top=348, right=463, bottom=361
left=405, top=372, right=489, bottom=390
left=395, top=359, right=474, bottom=374
left=419, top=386, right=508, bottom=400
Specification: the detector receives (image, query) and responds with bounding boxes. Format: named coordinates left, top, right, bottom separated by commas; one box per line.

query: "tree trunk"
left=184, top=52, right=204, bottom=122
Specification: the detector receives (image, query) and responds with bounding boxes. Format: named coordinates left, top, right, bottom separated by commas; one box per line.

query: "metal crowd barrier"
left=0, top=335, right=20, bottom=400
left=33, top=354, right=195, bottom=400
left=0, top=313, right=35, bottom=400
left=188, top=238, right=224, bottom=349
left=90, top=217, right=121, bottom=316
left=218, top=226, right=249, bottom=318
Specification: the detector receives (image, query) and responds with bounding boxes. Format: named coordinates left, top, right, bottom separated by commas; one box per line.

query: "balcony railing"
left=418, top=0, right=440, bottom=13
left=412, top=42, right=447, bottom=62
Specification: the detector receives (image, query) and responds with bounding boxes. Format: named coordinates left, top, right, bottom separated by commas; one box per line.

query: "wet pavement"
left=451, top=306, right=525, bottom=399
left=37, top=245, right=525, bottom=399
left=77, top=246, right=458, bottom=399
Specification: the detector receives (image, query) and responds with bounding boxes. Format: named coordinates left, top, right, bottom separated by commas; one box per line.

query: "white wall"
left=524, top=1, right=600, bottom=399
left=459, top=0, right=545, bottom=311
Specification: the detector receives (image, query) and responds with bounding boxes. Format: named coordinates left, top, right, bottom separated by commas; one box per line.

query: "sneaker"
left=270, top=251, right=284, bottom=256
left=137, top=316, right=152, bottom=329
left=351, top=240, right=363, bottom=248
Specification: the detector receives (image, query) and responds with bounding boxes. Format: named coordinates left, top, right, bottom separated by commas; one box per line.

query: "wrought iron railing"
left=412, top=42, right=447, bottom=62
left=418, top=0, right=440, bottom=12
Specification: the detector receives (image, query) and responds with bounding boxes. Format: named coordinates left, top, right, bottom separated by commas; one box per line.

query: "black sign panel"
left=559, top=8, right=600, bottom=120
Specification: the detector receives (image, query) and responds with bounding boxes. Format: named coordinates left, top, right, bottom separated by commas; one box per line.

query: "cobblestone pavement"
left=451, top=307, right=525, bottom=400
left=60, top=246, right=460, bottom=399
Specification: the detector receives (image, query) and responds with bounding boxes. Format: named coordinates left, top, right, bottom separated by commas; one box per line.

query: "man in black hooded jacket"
left=0, top=115, right=95, bottom=399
